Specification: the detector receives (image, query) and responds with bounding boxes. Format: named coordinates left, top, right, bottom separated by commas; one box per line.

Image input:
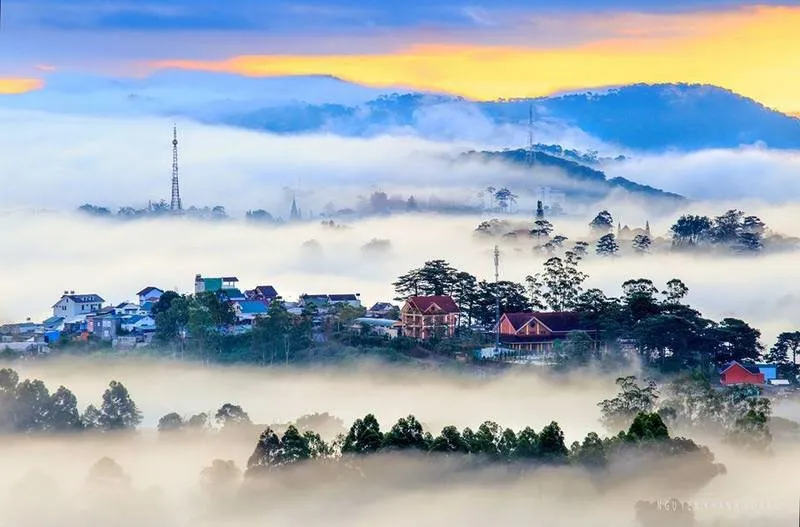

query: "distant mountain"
left=459, top=148, right=685, bottom=202
left=214, top=83, right=800, bottom=151
left=3, top=72, right=799, bottom=151
left=485, top=84, right=800, bottom=150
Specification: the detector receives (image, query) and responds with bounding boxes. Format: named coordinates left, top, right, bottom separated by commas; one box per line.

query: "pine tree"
left=596, top=233, right=619, bottom=256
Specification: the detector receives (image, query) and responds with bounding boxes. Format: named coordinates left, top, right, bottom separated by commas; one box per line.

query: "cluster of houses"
left=0, top=276, right=795, bottom=388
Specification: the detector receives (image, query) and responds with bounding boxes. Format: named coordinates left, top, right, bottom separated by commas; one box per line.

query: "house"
left=720, top=361, right=766, bottom=386
left=116, top=302, right=144, bottom=316
left=755, top=363, right=778, bottom=383
left=137, top=286, right=164, bottom=306
left=352, top=318, right=399, bottom=338
left=136, top=285, right=164, bottom=306
left=0, top=322, right=39, bottom=336
left=219, top=288, right=247, bottom=302
left=367, top=302, right=398, bottom=319
left=496, top=312, right=595, bottom=354
left=41, top=316, right=65, bottom=331
left=52, top=292, right=104, bottom=318
left=194, top=274, right=239, bottom=294
left=232, top=300, right=270, bottom=323
left=399, top=296, right=460, bottom=340
left=299, top=293, right=362, bottom=311
left=245, top=285, right=280, bottom=304
left=93, top=314, right=121, bottom=341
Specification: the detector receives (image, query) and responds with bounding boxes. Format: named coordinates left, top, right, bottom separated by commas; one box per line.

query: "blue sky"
left=3, top=0, right=800, bottom=114
left=5, top=0, right=798, bottom=32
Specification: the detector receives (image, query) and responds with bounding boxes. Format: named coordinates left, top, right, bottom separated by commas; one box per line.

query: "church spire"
left=290, top=195, right=301, bottom=221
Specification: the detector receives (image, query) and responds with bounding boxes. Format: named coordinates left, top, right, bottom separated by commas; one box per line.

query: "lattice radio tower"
left=170, top=124, right=182, bottom=212
left=525, top=103, right=536, bottom=166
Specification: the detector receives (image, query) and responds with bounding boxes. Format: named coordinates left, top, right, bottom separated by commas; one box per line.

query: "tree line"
left=394, top=256, right=800, bottom=376
left=0, top=368, right=141, bottom=433
left=241, top=410, right=724, bottom=494
left=599, top=375, right=773, bottom=451
left=477, top=206, right=784, bottom=257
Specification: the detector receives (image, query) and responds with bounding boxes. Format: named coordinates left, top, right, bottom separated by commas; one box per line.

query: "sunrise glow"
left=0, top=78, right=44, bottom=95
left=152, top=6, right=800, bottom=114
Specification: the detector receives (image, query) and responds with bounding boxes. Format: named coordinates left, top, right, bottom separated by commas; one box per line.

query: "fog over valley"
left=4, top=25, right=800, bottom=525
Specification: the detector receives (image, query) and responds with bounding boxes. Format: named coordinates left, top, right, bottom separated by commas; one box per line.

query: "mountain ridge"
left=3, top=72, right=798, bottom=151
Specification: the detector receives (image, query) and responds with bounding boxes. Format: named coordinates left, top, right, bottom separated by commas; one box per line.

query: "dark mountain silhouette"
left=459, top=148, right=685, bottom=202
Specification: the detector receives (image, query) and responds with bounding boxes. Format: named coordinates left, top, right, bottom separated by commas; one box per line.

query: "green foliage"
left=589, top=210, right=614, bottom=234
left=341, top=414, right=384, bottom=454
left=627, top=412, right=670, bottom=442
left=383, top=415, right=429, bottom=451
left=526, top=256, right=587, bottom=311
left=429, top=425, right=470, bottom=453
left=765, top=331, right=800, bottom=381
left=215, top=403, right=251, bottom=428
left=98, top=381, right=142, bottom=431
left=158, top=412, right=185, bottom=432
left=598, top=376, right=660, bottom=432
left=595, top=233, right=619, bottom=256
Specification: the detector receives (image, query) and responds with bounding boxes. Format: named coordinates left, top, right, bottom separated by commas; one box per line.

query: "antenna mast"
left=494, top=245, right=501, bottom=352
left=525, top=103, right=535, bottom=166
left=170, top=124, right=182, bottom=213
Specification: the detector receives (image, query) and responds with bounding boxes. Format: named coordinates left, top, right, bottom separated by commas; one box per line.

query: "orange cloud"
left=0, top=78, right=44, bottom=95
left=152, top=5, right=800, bottom=114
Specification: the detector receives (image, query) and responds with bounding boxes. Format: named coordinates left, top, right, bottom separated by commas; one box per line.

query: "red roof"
left=502, top=312, right=584, bottom=333
left=407, top=295, right=459, bottom=314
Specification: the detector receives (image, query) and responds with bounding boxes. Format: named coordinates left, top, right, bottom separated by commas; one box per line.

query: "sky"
left=1, top=0, right=800, bottom=113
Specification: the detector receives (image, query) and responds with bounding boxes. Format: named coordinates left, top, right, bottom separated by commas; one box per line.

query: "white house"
left=116, top=302, right=144, bottom=316
left=137, top=287, right=164, bottom=306
left=52, top=292, right=104, bottom=318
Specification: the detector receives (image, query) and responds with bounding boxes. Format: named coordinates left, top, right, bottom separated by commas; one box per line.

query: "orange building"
left=400, top=296, right=460, bottom=340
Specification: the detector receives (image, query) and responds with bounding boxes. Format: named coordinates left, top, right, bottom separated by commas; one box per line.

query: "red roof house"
left=400, top=295, right=460, bottom=340
left=720, top=361, right=765, bottom=386
left=497, top=312, right=595, bottom=354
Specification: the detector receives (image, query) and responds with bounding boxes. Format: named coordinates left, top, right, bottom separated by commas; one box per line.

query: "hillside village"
left=1, top=268, right=797, bottom=392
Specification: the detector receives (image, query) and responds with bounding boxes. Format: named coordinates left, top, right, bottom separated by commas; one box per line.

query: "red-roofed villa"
left=400, top=295, right=460, bottom=340
left=497, top=312, right=597, bottom=355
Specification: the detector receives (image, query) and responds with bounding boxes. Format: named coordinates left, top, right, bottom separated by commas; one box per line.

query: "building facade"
left=399, top=296, right=460, bottom=340
left=497, top=312, right=595, bottom=355
left=720, top=362, right=766, bottom=386
left=52, top=293, right=104, bottom=318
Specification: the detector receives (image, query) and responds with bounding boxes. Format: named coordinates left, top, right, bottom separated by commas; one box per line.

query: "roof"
left=53, top=293, right=104, bottom=307
left=221, top=276, right=239, bottom=282
left=220, top=288, right=246, bottom=299
left=502, top=312, right=584, bottom=333
left=236, top=300, right=269, bottom=314
left=406, top=296, right=460, bottom=314
left=116, top=302, right=138, bottom=308
left=42, top=316, right=64, bottom=326
left=254, top=285, right=279, bottom=298
left=720, top=361, right=762, bottom=375
left=136, top=286, right=163, bottom=296
left=329, top=294, right=360, bottom=302
left=369, top=302, right=396, bottom=311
